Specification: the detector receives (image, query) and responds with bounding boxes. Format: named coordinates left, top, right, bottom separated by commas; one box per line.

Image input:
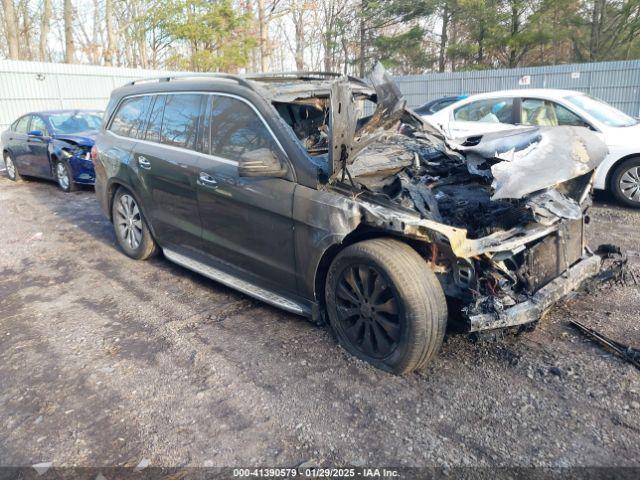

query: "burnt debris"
left=570, top=320, right=640, bottom=371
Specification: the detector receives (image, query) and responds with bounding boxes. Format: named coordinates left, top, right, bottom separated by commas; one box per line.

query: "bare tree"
left=289, top=0, right=305, bottom=70
left=2, top=0, right=20, bottom=59
left=104, top=0, right=114, bottom=65
left=63, top=0, right=74, bottom=62
left=39, top=0, right=52, bottom=61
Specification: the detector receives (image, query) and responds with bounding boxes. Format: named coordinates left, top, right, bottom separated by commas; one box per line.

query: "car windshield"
left=47, top=112, right=103, bottom=134
left=565, top=94, right=637, bottom=127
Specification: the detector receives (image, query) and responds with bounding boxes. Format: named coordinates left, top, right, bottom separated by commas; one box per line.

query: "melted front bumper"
left=467, top=254, right=602, bottom=332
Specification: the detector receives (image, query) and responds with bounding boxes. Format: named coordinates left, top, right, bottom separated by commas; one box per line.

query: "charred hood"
left=324, top=65, right=608, bottom=238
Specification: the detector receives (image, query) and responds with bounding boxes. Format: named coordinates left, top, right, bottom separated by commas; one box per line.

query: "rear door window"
left=110, top=96, right=151, bottom=138
left=209, top=96, right=280, bottom=160
left=159, top=94, right=204, bottom=149
left=144, top=95, right=166, bottom=143
left=453, top=98, right=514, bottom=123
left=13, top=116, right=31, bottom=134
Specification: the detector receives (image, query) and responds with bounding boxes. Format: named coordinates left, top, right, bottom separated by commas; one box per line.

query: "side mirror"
left=28, top=130, right=44, bottom=137
left=238, top=148, right=287, bottom=178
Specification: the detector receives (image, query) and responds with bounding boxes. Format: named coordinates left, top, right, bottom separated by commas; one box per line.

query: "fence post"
left=54, top=73, right=64, bottom=109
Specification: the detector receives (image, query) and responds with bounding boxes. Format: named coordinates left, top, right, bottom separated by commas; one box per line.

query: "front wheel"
left=610, top=158, right=640, bottom=208
left=112, top=188, right=158, bottom=260
left=325, top=239, right=448, bottom=374
left=55, top=160, right=77, bottom=192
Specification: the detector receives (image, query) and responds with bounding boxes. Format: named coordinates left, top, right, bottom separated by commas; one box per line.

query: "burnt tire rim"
left=115, top=194, right=142, bottom=250
left=334, top=264, right=402, bottom=359
left=56, top=162, right=70, bottom=190
left=5, top=156, right=16, bottom=179
left=619, top=166, right=640, bottom=202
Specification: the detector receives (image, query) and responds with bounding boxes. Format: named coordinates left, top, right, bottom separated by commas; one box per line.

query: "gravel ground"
left=0, top=173, right=639, bottom=469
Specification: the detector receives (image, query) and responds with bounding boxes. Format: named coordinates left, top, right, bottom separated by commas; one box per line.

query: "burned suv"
left=94, top=66, right=607, bottom=374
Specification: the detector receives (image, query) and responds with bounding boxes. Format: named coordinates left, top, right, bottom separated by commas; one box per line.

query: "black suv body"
left=94, top=68, right=608, bottom=373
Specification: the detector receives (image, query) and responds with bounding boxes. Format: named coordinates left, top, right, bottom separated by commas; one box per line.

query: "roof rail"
left=243, top=71, right=371, bottom=88
left=127, top=73, right=253, bottom=89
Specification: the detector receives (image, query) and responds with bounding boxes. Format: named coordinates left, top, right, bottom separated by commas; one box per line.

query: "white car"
left=424, top=89, right=640, bottom=207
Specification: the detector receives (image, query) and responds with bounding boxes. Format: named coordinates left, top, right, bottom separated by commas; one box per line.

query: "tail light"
left=90, top=145, right=98, bottom=162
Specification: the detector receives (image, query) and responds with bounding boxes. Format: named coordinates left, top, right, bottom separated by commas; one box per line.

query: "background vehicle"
left=1, top=110, right=103, bottom=192
left=425, top=89, right=640, bottom=207
left=94, top=71, right=606, bottom=374
left=413, top=95, right=468, bottom=116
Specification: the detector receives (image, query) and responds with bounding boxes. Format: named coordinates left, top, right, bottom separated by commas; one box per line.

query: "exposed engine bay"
left=262, top=65, right=611, bottom=332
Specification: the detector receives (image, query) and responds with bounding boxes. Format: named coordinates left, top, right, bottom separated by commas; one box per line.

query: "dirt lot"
left=0, top=173, right=639, bottom=469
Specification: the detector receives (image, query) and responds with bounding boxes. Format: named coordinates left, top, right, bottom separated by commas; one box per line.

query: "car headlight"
left=61, top=148, right=90, bottom=160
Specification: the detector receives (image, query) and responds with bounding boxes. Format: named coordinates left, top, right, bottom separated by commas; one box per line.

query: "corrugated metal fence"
left=0, top=60, right=180, bottom=134
left=395, top=60, right=640, bottom=116
left=1, top=59, right=639, bottom=138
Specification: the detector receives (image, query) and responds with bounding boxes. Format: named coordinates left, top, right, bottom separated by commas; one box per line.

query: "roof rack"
left=127, top=71, right=372, bottom=91
left=127, top=73, right=253, bottom=89
left=245, top=71, right=370, bottom=88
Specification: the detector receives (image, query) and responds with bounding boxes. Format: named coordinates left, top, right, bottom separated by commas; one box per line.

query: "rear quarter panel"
left=94, top=130, right=138, bottom=219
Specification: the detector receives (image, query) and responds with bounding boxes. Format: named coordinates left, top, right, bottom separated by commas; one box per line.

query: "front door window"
left=521, top=99, right=588, bottom=127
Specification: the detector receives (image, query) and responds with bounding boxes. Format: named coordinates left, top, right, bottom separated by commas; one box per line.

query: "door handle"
left=198, top=172, right=218, bottom=188
left=137, top=155, right=151, bottom=169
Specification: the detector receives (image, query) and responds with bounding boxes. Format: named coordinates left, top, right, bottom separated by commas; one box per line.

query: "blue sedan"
left=1, top=110, right=102, bottom=192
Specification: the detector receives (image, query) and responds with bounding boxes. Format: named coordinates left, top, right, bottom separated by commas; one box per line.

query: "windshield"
left=565, top=94, right=637, bottom=127
left=47, top=112, right=103, bottom=134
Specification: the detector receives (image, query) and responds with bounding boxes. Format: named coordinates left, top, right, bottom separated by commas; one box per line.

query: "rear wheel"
left=112, top=188, right=157, bottom=260
left=55, top=160, right=77, bottom=192
left=4, top=152, right=22, bottom=182
left=325, top=238, right=448, bottom=374
left=611, top=158, right=640, bottom=208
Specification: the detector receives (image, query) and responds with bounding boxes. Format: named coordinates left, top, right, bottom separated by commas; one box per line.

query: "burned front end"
left=257, top=66, right=610, bottom=333
left=349, top=123, right=606, bottom=333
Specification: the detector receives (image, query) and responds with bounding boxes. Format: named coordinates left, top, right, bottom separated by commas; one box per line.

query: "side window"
left=13, top=116, right=31, bottom=133
left=454, top=98, right=514, bottom=123
left=160, top=94, right=204, bottom=149
left=145, top=95, right=166, bottom=143
left=30, top=116, right=49, bottom=135
left=109, top=96, right=151, bottom=138
left=209, top=96, right=280, bottom=160
left=521, top=99, right=587, bottom=127
left=522, top=99, right=557, bottom=126
left=554, top=103, right=588, bottom=127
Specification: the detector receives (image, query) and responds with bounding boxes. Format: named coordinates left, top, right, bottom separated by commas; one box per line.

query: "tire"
left=610, top=157, right=640, bottom=208
left=54, top=159, right=77, bottom=192
left=112, top=188, right=158, bottom=260
left=4, top=151, right=22, bottom=182
left=325, top=238, right=448, bottom=374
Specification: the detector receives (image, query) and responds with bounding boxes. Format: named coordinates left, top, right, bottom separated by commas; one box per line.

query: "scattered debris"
left=32, top=462, right=52, bottom=475
left=582, top=245, right=635, bottom=290
left=298, top=459, right=318, bottom=469
left=135, top=458, right=150, bottom=471
left=570, top=320, right=640, bottom=370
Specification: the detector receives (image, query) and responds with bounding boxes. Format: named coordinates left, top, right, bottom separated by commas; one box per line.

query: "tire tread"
left=326, top=238, right=447, bottom=374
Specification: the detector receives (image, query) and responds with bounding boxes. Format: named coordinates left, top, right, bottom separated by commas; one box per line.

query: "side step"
left=163, top=248, right=309, bottom=316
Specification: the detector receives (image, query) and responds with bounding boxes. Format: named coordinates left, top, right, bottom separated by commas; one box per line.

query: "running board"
left=163, top=248, right=308, bottom=316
